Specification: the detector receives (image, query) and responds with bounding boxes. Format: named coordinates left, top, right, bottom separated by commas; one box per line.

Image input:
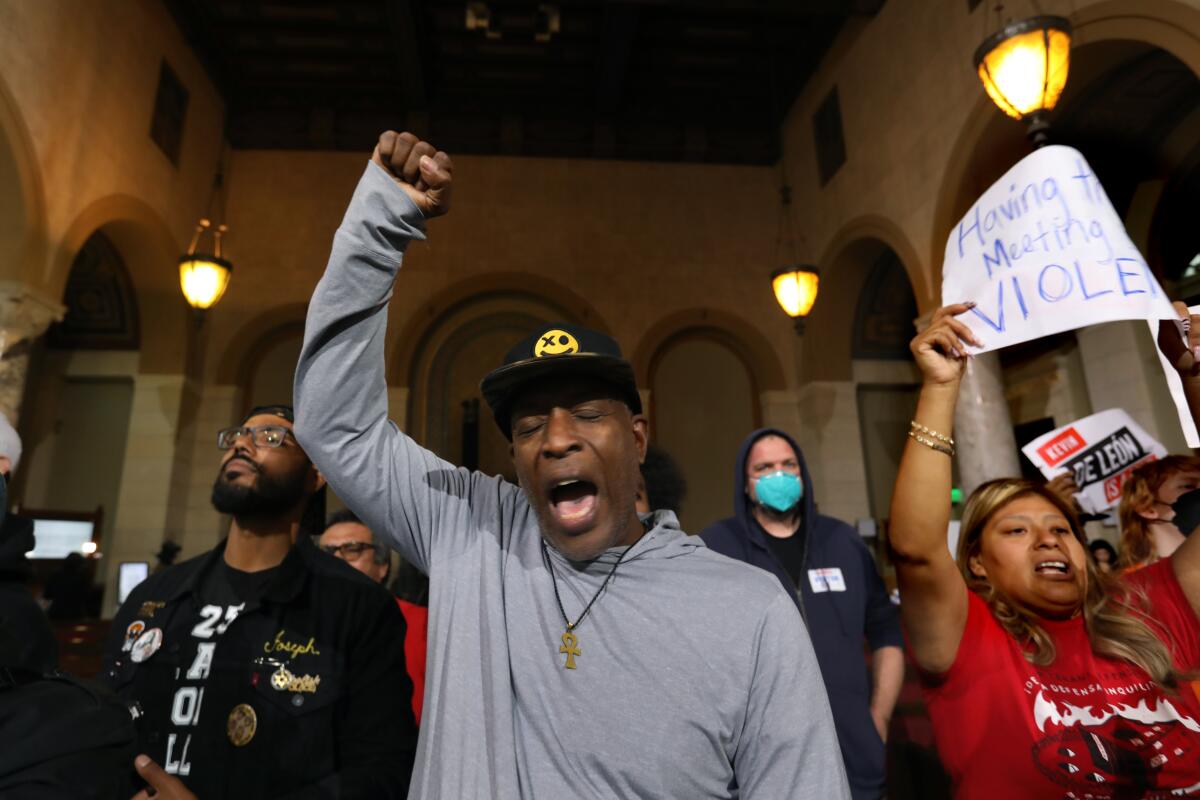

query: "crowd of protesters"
left=1, top=130, right=1199, bottom=799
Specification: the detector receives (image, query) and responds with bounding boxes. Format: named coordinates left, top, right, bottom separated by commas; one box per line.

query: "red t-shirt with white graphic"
left=921, top=558, right=1200, bottom=799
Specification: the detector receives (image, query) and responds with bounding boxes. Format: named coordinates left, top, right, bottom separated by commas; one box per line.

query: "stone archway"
left=0, top=69, right=46, bottom=288
left=807, top=230, right=919, bottom=383
left=403, top=287, right=592, bottom=481
left=49, top=195, right=185, bottom=375
left=645, top=325, right=763, bottom=533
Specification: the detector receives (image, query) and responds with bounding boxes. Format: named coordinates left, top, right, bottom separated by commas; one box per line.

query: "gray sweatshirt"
left=294, top=161, right=850, bottom=799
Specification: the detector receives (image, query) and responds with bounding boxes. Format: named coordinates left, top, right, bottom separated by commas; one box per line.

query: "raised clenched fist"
left=909, top=302, right=983, bottom=387
left=1157, top=300, right=1200, bottom=378
left=372, top=131, right=453, bottom=219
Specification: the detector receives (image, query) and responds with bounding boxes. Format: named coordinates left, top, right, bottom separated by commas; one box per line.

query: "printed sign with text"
left=1021, top=409, right=1168, bottom=514
left=942, top=145, right=1175, bottom=353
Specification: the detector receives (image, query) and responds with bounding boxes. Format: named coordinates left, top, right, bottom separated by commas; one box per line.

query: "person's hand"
left=871, top=710, right=890, bottom=744
left=129, top=755, right=198, bottom=800
left=1045, top=472, right=1083, bottom=514
left=371, top=131, right=454, bottom=219
left=910, top=303, right=982, bottom=386
left=1157, top=300, right=1200, bottom=379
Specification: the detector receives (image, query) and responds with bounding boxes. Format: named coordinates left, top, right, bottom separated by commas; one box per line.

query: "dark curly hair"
left=641, top=444, right=687, bottom=514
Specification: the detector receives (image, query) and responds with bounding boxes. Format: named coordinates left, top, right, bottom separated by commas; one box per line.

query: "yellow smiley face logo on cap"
left=534, top=329, right=579, bottom=358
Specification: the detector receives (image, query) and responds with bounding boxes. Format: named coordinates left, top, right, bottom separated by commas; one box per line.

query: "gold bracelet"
left=910, top=420, right=954, bottom=446
left=909, top=430, right=955, bottom=457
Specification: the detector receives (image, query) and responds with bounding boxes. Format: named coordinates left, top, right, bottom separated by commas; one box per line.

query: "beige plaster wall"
left=0, top=0, right=225, bottom=321
left=204, top=149, right=789, bottom=391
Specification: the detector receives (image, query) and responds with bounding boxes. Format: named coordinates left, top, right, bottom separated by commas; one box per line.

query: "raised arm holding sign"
left=942, top=145, right=1175, bottom=352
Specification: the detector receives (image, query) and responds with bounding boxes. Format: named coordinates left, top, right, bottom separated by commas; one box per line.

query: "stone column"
left=0, top=282, right=66, bottom=423
left=954, top=350, right=1021, bottom=498
left=915, top=310, right=1020, bottom=499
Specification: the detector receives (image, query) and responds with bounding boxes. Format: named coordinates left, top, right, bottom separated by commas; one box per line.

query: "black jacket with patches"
left=101, top=534, right=416, bottom=799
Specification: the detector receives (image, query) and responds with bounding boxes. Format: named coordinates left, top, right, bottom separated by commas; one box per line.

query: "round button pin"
left=129, top=628, right=163, bottom=664
left=227, top=703, right=257, bottom=747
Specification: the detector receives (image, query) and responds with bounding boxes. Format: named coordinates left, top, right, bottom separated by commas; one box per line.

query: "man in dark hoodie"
left=700, top=428, right=904, bottom=800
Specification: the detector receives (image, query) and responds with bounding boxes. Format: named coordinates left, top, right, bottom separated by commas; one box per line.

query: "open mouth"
left=1034, top=560, right=1070, bottom=576
left=547, top=478, right=599, bottom=532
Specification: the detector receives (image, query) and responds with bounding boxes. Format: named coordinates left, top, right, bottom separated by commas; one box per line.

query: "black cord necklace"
left=541, top=539, right=629, bottom=670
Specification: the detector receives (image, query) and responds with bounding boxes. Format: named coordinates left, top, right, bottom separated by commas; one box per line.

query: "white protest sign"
left=942, top=145, right=1175, bottom=353
left=1148, top=308, right=1200, bottom=448
left=1021, top=409, right=1167, bottom=514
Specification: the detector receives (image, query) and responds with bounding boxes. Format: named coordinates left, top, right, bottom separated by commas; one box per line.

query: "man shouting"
left=294, top=131, right=848, bottom=798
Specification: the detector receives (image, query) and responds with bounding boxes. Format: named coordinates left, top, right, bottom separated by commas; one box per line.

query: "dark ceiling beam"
left=547, top=0, right=882, bottom=16
left=232, top=110, right=777, bottom=163
left=163, top=0, right=233, bottom=97
left=596, top=4, right=638, bottom=114
left=384, top=0, right=428, bottom=108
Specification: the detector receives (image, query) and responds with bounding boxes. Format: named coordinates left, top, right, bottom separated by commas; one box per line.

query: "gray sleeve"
left=293, top=161, right=519, bottom=574
left=735, top=591, right=850, bottom=799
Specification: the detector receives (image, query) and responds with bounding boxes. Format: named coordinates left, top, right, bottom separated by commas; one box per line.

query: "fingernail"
left=136, top=755, right=150, bottom=769
left=950, top=348, right=961, bottom=358
left=419, top=155, right=434, bottom=167
left=965, top=301, right=977, bottom=308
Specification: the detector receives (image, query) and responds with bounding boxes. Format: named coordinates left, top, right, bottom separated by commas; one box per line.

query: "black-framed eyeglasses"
left=216, top=425, right=295, bottom=450
left=320, top=542, right=377, bottom=559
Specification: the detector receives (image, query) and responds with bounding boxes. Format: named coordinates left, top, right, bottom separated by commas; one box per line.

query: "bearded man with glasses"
left=101, top=405, right=416, bottom=800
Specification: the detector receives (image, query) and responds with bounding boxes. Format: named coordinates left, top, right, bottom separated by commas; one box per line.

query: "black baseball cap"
left=480, top=323, right=642, bottom=438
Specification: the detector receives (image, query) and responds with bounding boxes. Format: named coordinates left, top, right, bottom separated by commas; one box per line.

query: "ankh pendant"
left=559, top=629, right=580, bottom=669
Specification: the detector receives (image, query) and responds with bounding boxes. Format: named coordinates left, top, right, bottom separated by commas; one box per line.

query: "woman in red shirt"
left=890, top=303, right=1200, bottom=798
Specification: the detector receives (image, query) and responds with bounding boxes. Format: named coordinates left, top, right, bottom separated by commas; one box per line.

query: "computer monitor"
left=118, top=561, right=150, bottom=604
left=26, top=516, right=99, bottom=559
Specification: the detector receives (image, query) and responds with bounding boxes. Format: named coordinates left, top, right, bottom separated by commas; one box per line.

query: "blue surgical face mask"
left=754, top=471, right=802, bottom=513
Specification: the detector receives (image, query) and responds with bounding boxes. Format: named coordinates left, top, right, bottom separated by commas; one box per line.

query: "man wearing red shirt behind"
left=320, top=510, right=427, bottom=724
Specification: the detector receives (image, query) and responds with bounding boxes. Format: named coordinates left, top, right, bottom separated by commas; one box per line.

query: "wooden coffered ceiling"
left=165, top=0, right=884, bottom=163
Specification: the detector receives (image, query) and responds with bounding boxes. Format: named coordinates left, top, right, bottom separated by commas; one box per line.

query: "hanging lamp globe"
left=974, top=15, right=1072, bottom=145
left=178, top=219, right=232, bottom=311
left=179, top=254, right=232, bottom=310
left=771, top=264, right=820, bottom=335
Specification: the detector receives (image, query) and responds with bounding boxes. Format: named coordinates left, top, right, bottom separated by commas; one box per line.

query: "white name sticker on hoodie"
left=808, top=568, right=846, bottom=593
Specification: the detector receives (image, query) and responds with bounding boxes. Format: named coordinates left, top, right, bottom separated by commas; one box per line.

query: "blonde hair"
left=957, top=479, right=1186, bottom=689
left=1118, top=456, right=1200, bottom=569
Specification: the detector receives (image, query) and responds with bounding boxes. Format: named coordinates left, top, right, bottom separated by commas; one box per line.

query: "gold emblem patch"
left=227, top=703, right=257, bottom=747
left=138, top=601, right=166, bottom=618
left=270, top=666, right=295, bottom=691
left=286, top=674, right=322, bottom=693
left=534, top=329, right=579, bottom=358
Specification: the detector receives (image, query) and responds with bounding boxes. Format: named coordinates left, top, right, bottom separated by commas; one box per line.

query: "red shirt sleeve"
left=1123, top=558, right=1200, bottom=672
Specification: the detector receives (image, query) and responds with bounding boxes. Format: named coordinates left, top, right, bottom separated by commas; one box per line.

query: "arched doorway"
left=850, top=245, right=921, bottom=522
left=649, top=330, right=760, bottom=533
left=239, top=322, right=305, bottom=413
left=404, top=290, right=585, bottom=482
left=16, top=230, right=141, bottom=616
